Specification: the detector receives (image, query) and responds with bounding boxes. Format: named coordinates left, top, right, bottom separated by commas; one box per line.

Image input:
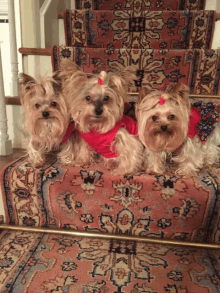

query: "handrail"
left=5, top=96, right=20, bottom=105
left=19, top=47, right=52, bottom=56
left=19, top=46, right=220, bottom=57
left=58, top=11, right=64, bottom=19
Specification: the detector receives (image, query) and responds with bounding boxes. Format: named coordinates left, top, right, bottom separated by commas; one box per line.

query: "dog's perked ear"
left=138, top=87, right=153, bottom=103
left=52, top=71, right=63, bottom=93
left=167, top=83, right=190, bottom=110
left=19, top=73, right=37, bottom=105
left=169, top=83, right=189, bottom=97
left=58, top=59, right=88, bottom=100
left=107, top=66, right=137, bottom=102
left=60, top=58, right=80, bottom=72
left=58, top=59, right=84, bottom=81
left=119, top=66, right=137, bottom=88
left=19, top=73, right=36, bottom=88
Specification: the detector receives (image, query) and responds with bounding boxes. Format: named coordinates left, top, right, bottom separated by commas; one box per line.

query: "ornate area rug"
left=0, top=230, right=219, bottom=293
left=63, top=10, right=215, bottom=49
left=52, top=47, right=220, bottom=95
left=75, top=0, right=206, bottom=11
left=1, top=156, right=220, bottom=244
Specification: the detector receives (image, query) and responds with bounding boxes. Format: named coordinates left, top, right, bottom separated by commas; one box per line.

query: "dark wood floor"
left=0, top=149, right=26, bottom=170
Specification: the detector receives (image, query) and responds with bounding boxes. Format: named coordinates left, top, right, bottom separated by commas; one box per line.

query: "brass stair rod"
left=0, top=224, right=220, bottom=249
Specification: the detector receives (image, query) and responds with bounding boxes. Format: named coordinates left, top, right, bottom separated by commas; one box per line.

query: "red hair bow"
left=159, top=97, right=165, bottom=105
left=98, top=78, right=103, bottom=85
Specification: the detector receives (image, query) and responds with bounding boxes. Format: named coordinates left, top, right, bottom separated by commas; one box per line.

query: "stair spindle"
left=8, top=0, right=19, bottom=96
left=0, top=43, right=12, bottom=156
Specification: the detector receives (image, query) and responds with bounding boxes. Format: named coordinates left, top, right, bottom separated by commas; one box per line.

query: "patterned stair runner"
left=0, top=229, right=219, bottom=292
left=52, top=47, right=220, bottom=95
left=75, top=0, right=206, bottom=11
left=63, top=10, right=216, bottom=49
left=1, top=157, right=220, bottom=244
left=1, top=0, right=220, bottom=291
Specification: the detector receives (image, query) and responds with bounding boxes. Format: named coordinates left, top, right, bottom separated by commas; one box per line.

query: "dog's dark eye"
left=35, top=103, right=40, bottom=109
left=51, top=102, right=57, bottom=107
left=168, top=114, right=175, bottom=120
left=85, top=96, right=91, bottom=101
left=152, top=115, right=158, bottom=121
left=103, top=96, right=110, bottom=102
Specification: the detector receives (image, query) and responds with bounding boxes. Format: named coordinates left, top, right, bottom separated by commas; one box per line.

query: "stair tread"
left=63, top=10, right=215, bottom=50
left=0, top=229, right=219, bottom=292
left=52, top=46, right=220, bottom=95
left=1, top=156, right=220, bottom=244
left=75, top=0, right=206, bottom=11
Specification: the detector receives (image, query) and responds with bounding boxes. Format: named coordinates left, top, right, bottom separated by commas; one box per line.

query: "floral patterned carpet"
left=63, top=10, right=215, bottom=50
left=52, top=47, right=220, bottom=95
left=0, top=229, right=219, bottom=293
left=75, top=0, right=206, bottom=11
left=1, top=0, right=220, bottom=291
left=1, top=156, right=220, bottom=244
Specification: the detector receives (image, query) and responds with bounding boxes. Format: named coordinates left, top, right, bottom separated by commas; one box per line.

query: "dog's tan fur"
left=58, top=60, right=144, bottom=175
left=136, top=84, right=220, bottom=177
left=20, top=73, right=69, bottom=167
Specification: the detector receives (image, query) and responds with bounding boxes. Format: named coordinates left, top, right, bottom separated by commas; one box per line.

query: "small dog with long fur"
left=58, top=60, right=144, bottom=175
left=20, top=73, right=69, bottom=167
left=136, top=83, right=220, bottom=177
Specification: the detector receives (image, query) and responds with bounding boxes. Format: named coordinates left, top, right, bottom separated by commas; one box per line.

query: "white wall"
left=205, top=0, right=219, bottom=11
left=0, top=0, right=24, bottom=148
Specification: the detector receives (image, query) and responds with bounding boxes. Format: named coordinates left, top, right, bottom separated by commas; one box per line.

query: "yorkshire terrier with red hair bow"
left=136, top=84, right=220, bottom=177
left=58, top=60, right=144, bottom=175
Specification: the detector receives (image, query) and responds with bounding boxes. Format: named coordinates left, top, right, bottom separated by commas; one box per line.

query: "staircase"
left=0, top=0, right=220, bottom=292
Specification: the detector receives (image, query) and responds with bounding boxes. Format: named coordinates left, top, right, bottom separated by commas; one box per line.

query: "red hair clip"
left=158, top=97, right=165, bottom=105
left=41, top=84, right=46, bottom=94
left=98, top=78, right=103, bottom=85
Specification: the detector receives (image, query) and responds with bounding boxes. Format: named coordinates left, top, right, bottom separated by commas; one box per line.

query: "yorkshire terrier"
left=20, top=73, right=69, bottom=167
left=58, top=60, right=144, bottom=175
left=136, top=83, right=220, bottom=177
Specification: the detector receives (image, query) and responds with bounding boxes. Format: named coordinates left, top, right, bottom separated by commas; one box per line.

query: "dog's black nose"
left=95, top=108, right=103, bottom=116
left=161, top=125, right=167, bottom=132
left=42, top=111, right=49, bottom=118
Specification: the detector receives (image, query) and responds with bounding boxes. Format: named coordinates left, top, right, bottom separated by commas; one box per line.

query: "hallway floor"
left=0, top=149, right=26, bottom=170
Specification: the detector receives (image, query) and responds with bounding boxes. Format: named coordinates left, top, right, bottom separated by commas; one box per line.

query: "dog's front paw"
left=145, top=167, right=166, bottom=176
left=175, top=167, right=198, bottom=178
left=105, top=158, right=119, bottom=171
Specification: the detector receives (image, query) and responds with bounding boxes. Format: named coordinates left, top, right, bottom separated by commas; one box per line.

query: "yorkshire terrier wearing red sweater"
left=58, top=60, right=144, bottom=175
left=136, top=83, right=220, bottom=177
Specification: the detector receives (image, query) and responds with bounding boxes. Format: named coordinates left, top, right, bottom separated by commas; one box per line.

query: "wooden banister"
left=5, top=96, right=21, bottom=105
left=19, top=47, right=52, bottom=56
left=58, top=11, right=64, bottom=19
left=217, top=13, right=220, bottom=21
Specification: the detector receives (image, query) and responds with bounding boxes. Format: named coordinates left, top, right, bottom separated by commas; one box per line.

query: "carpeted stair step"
left=0, top=229, right=219, bottom=292
left=52, top=46, right=220, bottom=95
left=63, top=10, right=216, bottom=49
left=1, top=157, right=220, bottom=244
left=75, top=0, right=206, bottom=11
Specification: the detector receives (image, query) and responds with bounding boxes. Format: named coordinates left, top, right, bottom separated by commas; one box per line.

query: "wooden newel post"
left=0, top=43, right=12, bottom=156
